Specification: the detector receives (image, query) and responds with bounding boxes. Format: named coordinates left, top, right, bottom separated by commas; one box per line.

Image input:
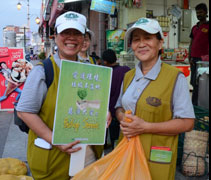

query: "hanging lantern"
left=35, top=17, right=41, bottom=24
left=17, top=2, right=22, bottom=10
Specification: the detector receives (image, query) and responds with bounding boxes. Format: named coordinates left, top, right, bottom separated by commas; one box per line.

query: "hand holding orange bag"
left=72, top=110, right=152, bottom=180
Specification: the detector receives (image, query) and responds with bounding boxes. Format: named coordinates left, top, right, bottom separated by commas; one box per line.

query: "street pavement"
left=0, top=111, right=30, bottom=175
left=0, top=111, right=209, bottom=179
left=0, top=112, right=27, bottom=161
left=0, top=58, right=39, bottom=159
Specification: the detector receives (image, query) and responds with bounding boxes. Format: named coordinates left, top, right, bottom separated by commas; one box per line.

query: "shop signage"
left=161, top=48, right=188, bottom=62
left=0, top=47, right=33, bottom=111
left=43, top=0, right=54, bottom=21
left=171, top=5, right=182, bottom=19
left=52, top=60, right=112, bottom=145
left=106, top=29, right=125, bottom=54
left=0, top=47, right=9, bottom=58
left=90, top=0, right=116, bottom=15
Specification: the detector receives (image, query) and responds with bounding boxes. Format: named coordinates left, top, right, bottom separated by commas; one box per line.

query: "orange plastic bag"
left=73, top=111, right=152, bottom=180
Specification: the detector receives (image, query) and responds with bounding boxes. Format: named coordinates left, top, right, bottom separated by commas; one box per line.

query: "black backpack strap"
left=42, top=58, right=54, bottom=89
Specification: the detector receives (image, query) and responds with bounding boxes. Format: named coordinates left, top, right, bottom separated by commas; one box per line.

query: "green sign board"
left=52, top=60, right=112, bottom=145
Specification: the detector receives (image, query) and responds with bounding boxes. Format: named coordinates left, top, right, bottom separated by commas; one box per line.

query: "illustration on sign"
left=52, top=60, right=112, bottom=145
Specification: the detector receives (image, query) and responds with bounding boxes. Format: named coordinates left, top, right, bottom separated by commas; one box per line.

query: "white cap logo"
left=64, top=13, right=79, bottom=21
left=125, top=18, right=164, bottom=40
left=135, top=18, right=150, bottom=25
left=55, top=11, right=87, bottom=34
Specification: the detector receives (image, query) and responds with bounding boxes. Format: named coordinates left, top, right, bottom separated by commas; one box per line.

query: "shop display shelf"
left=194, top=105, right=209, bottom=119
left=193, top=106, right=209, bottom=132
left=177, top=133, right=185, bottom=166
left=194, top=119, right=209, bottom=132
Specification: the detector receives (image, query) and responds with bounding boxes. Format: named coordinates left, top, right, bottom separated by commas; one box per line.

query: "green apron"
left=120, top=63, right=181, bottom=180
left=27, top=57, right=103, bottom=180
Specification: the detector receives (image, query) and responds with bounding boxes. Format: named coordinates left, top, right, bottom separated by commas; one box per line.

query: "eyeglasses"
left=60, top=29, right=84, bottom=38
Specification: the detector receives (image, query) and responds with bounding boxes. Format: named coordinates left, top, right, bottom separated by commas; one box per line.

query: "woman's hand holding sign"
left=55, top=140, right=82, bottom=155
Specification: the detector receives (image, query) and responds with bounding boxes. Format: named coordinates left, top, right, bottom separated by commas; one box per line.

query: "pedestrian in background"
left=38, top=51, right=46, bottom=60
left=78, top=28, right=97, bottom=64
left=102, top=49, right=130, bottom=149
left=16, top=11, right=100, bottom=180
left=189, top=3, right=209, bottom=105
left=115, top=18, right=195, bottom=180
left=91, top=52, right=102, bottom=65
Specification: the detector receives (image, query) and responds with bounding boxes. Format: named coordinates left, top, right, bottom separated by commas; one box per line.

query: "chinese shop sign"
left=90, top=0, right=116, bottom=15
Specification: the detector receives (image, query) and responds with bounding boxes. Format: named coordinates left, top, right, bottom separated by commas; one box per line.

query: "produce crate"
left=194, top=119, right=209, bottom=132
left=177, top=106, right=209, bottom=166
left=182, top=130, right=209, bottom=177
left=177, top=133, right=185, bottom=166
left=194, top=105, right=209, bottom=119
left=193, top=106, right=209, bottom=132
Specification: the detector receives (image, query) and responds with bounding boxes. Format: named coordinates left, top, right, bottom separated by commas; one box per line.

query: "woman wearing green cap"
left=115, top=18, right=195, bottom=180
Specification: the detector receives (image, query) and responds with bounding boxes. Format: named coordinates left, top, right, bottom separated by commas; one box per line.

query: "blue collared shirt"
left=115, top=58, right=195, bottom=119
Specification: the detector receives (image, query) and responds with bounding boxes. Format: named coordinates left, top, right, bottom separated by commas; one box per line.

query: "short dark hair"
left=156, top=33, right=162, bottom=56
left=0, top=61, right=6, bottom=71
left=85, top=31, right=92, bottom=40
left=102, top=49, right=117, bottom=64
left=0, top=61, right=6, bottom=65
left=195, top=3, right=208, bottom=13
left=54, top=28, right=58, bottom=35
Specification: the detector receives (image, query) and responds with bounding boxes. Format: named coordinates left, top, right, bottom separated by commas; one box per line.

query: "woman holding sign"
left=16, top=12, right=107, bottom=180
left=115, top=18, right=195, bottom=180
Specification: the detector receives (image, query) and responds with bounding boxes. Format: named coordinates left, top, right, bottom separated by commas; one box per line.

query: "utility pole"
left=24, top=27, right=26, bottom=51
left=17, top=0, right=31, bottom=54
left=27, top=0, right=30, bottom=31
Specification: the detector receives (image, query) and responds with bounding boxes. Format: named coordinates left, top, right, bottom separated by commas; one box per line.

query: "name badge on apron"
left=150, top=146, right=172, bottom=164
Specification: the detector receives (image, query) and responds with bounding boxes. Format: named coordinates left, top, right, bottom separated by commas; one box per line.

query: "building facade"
left=3, top=25, right=43, bottom=55
left=39, top=0, right=209, bottom=58
left=3, top=26, right=19, bottom=47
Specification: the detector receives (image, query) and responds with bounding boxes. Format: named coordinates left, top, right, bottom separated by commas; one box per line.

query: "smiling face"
left=131, top=29, right=163, bottom=64
left=0, top=62, right=7, bottom=70
left=81, top=33, right=91, bottom=52
left=55, top=28, right=84, bottom=60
